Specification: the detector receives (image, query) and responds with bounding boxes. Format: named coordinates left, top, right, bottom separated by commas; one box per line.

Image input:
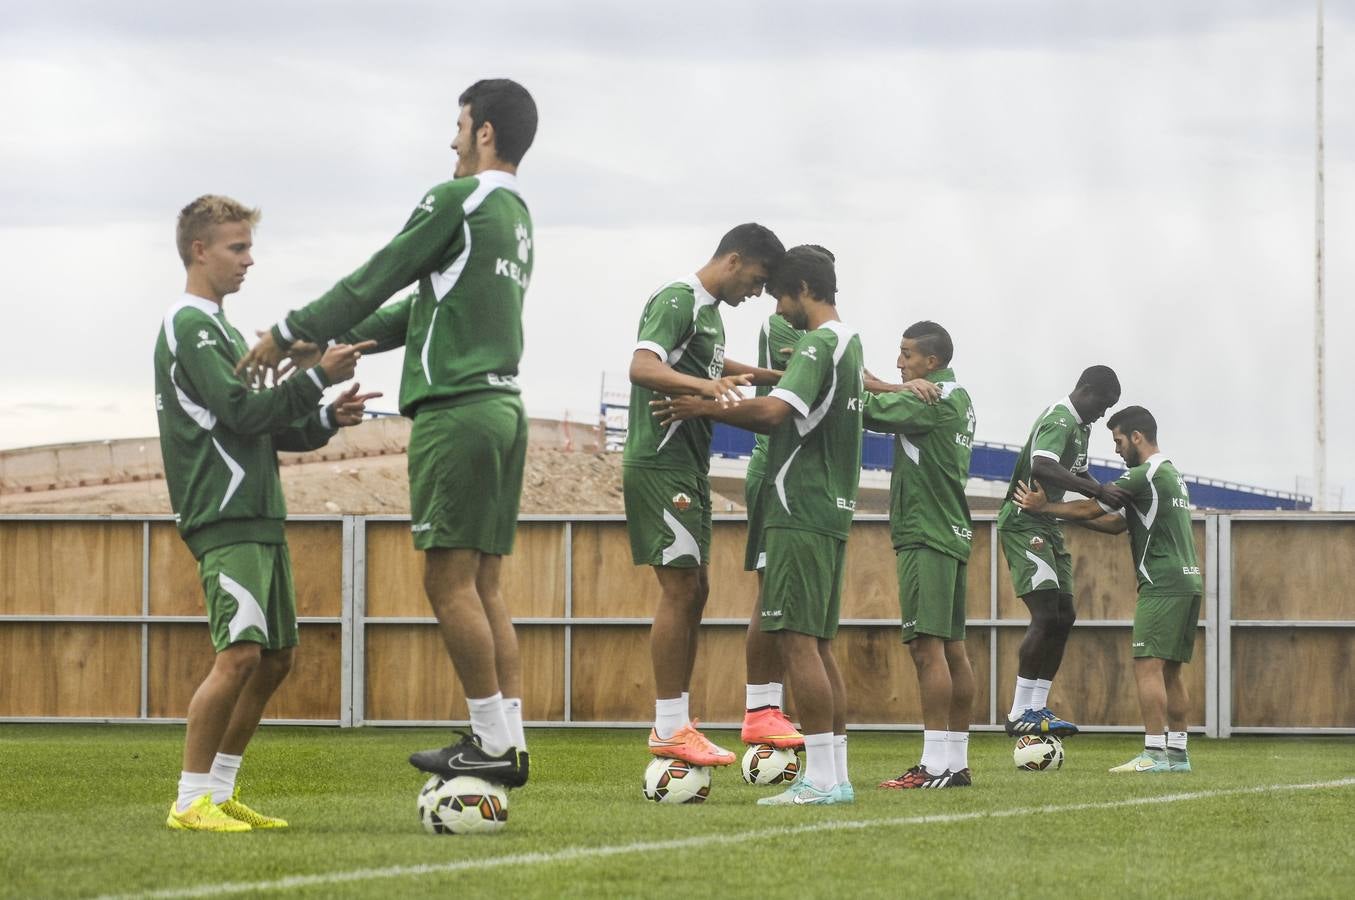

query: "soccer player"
left=624, top=224, right=786, bottom=768
left=1014, top=406, right=1200, bottom=773
left=740, top=311, right=805, bottom=750
left=864, top=322, right=978, bottom=789
left=653, top=245, right=863, bottom=806
left=997, top=367, right=1129, bottom=737
left=157, top=195, right=377, bottom=831
left=236, top=79, right=539, bottom=786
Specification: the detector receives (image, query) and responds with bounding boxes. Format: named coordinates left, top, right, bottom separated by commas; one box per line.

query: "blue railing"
left=710, top=423, right=1310, bottom=511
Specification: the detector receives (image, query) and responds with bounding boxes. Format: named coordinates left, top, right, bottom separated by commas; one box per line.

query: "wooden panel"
left=286, top=523, right=343, bottom=617
left=1233, top=522, right=1355, bottom=620
left=840, top=524, right=898, bottom=619
left=150, top=522, right=344, bottom=618
left=997, top=522, right=1207, bottom=621
left=147, top=623, right=342, bottom=720
left=364, top=624, right=564, bottom=721
left=365, top=522, right=564, bottom=618
left=704, top=522, right=760, bottom=617
left=1233, top=628, right=1355, bottom=727
left=0, top=623, right=139, bottom=715
left=996, top=627, right=1207, bottom=727
left=572, top=523, right=657, bottom=618
left=835, top=626, right=991, bottom=726
left=569, top=623, right=992, bottom=727
left=0, top=521, right=141, bottom=615
left=149, top=522, right=200, bottom=616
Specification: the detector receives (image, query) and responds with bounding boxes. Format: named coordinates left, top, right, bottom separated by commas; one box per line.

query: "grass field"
left=2, top=725, right=1353, bottom=899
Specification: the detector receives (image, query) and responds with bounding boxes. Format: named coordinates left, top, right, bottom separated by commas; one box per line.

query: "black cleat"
left=409, top=731, right=527, bottom=787
left=950, top=767, right=973, bottom=787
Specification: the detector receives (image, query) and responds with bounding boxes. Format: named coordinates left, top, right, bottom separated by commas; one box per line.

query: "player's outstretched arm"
left=1032, top=457, right=1129, bottom=508
left=722, top=357, right=781, bottom=387
left=273, top=383, right=384, bottom=452
left=629, top=350, right=750, bottom=404
left=650, top=395, right=792, bottom=435
left=1014, top=480, right=1117, bottom=524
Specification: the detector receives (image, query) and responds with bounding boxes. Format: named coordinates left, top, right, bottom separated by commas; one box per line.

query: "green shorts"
left=760, top=528, right=846, bottom=639
left=896, top=546, right=967, bottom=643
left=622, top=465, right=711, bottom=568
left=999, top=524, right=1072, bottom=598
left=1132, top=593, right=1201, bottom=662
left=408, top=394, right=528, bottom=555
left=198, top=542, right=298, bottom=652
left=744, top=464, right=768, bottom=572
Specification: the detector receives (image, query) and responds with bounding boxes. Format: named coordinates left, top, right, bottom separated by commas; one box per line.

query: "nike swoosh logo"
left=446, top=752, right=512, bottom=770
left=1135, top=761, right=1157, bottom=771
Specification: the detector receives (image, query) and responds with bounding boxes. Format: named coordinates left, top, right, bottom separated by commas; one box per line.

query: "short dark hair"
left=902, top=320, right=953, bottom=365
left=1076, top=365, right=1121, bottom=402
left=1107, top=405, right=1158, bottom=442
left=712, top=223, right=785, bottom=268
left=767, top=244, right=837, bottom=303
left=459, top=79, right=537, bottom=165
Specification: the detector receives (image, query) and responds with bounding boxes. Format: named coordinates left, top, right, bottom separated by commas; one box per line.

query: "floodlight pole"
left=1314, top=0, right=1327, bottom=510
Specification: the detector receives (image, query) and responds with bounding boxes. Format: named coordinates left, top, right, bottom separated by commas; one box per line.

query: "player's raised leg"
left=742, top=571, right=803, bottom=749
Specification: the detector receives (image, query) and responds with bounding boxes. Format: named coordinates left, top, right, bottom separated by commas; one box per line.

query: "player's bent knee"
left=215, top=642, right=263, bottom=681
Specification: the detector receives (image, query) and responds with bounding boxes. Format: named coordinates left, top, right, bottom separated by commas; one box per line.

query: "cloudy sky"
left=2, top=1, right=1352, bottom=503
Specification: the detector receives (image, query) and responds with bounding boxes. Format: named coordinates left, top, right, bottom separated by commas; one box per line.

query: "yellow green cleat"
left=219, top=789, right=289, bottom=829
left=166, top=794, right=252, bottom=832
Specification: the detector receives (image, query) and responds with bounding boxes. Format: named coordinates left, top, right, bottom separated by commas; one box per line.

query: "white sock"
left=1009, top=677, right=1037, bottom=718
left=504, top=697, right=527, bottom=751
left=1168, top=731, right=1188, bottom=752
left=208, top=752, right=242, bottom=804
left=946, top=731, right=970, bottom=772
left=768, top=682, right=784, bottom=709
left=176, top=771, right=213, bottom=813
left=655, top=696, right=686, bottom=740
left=921, top=730, right=948, bottom=776
left=833, top=733, right=849, bottom=785
left=1031, top=678, right=1052, bottom=711
left=804, top=732, right=837, bottom=792
left=681, top=691, right=691, bottom=722
left=745, top=683, right=773, bottom=710
left=467, top=693, right=512, bottom=756
left=1145, top=733, right=1167, bottom=751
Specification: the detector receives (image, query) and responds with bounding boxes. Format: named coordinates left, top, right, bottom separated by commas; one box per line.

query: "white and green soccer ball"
left=741, top=744, right=801, bottom=785
left=1013, top=734, right=1065, bottom=771
left=643, top=758, right=711, bottom=803
left=417, top=774, right=509, bottom=834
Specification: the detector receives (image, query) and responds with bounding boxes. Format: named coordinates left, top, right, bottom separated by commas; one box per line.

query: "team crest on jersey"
left=418, top=194, right=436, bottom=213
left=515, top=221, right=532, bottom=262
left=672, top=492, right=692, bottom=512
left=195, top=329, right=216, bottom=349
left=708, top=344, right=725, bottom=378
left=1029, top=535, right=1046, bottom=551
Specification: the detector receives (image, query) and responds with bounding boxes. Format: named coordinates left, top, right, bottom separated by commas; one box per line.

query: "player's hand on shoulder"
left=1013, top=480, right=1047, bottom=511
left=901, top=378, right=940, bottom=404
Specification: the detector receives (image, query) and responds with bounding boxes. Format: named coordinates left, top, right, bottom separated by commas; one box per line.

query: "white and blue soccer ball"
left=643, top=758, right=711, bottom=803
left=741, top=744, right=801, bottom=785
left=1013, top=734, right=1065, bottom=771
left=417, top=775, right=509, bottom=834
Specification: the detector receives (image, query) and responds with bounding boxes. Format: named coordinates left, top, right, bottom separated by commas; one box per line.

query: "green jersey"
left=862, top=368, right=976, bottom=561
left=270, top=171, right=532, bottom=417
left=764, top=321, right=864, bottom=540
left=997, top=396, right=1091, bottom=532
left=622, top=277, right=727, bottom=473
left=1099, top=454, right=1202, bottom=596
left=747, top=314, right=804, bottom=482
left=155, top=294, right=337, bottom=558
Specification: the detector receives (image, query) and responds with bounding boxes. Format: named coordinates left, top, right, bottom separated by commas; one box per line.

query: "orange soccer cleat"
left=740, top=706, right=805, bottom=749
left=648, top=720, right=736, bottom=766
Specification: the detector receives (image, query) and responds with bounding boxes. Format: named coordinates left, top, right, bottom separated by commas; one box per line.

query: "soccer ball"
left=417, top=775, right=509, bottom=834
left=741, top=744, right=800, bottom=785
left=643, top=758, right=711, bottom=803
left=1013, top=735, right=1065, bottom=771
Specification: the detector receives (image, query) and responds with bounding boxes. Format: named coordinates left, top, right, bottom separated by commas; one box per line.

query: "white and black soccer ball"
left=643, top=758, right=711, bottom=803
left=740, top=744, right=800, bottom=785
left=1013, top=734, right=1065, bottom=771
left=417, top=775, right=509, bottom=834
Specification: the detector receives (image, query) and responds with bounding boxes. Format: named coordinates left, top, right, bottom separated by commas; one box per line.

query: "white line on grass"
left=102, top=777, right=1355, bottom=900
